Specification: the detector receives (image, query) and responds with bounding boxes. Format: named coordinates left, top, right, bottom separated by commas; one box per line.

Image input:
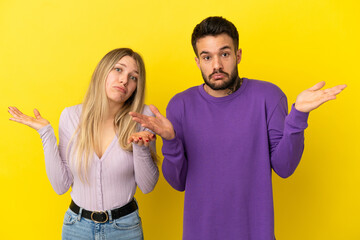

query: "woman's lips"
left=113, top=86, right=126, bottom=93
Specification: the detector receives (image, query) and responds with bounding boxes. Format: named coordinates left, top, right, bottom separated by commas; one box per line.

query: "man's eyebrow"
left=220, top=46, right=231, bottom=51
left=199, top=51, right=210, bottom=56
left=199, top=46, right=232, bottom=56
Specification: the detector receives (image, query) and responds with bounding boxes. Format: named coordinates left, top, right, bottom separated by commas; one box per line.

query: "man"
left=130, top=17, right=346, bottom=240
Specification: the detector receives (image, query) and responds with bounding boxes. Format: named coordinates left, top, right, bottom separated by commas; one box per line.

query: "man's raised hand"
left=295, top=81, right=347, bottom=113
left=129, top=105, right=175, bottom=140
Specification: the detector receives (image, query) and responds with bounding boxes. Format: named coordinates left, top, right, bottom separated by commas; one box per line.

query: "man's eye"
left=203, top=56, right=210, bottom=61
left=222, top=53, right=229, bottom=57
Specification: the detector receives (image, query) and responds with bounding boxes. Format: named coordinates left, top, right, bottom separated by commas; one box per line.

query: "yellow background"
left=1, top=0, right=359, bottom=239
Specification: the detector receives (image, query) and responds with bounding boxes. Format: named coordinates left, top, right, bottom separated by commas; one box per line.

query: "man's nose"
left=212, top=56, right=223, bottom=70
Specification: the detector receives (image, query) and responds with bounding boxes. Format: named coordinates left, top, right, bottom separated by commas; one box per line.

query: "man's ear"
left=236, top=48, right=242, bottom=64
left=195, top=57, right=201, bottom=69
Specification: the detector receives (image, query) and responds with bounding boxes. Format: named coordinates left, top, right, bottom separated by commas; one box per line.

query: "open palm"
left=295, top=81, right=347, bottom=112
left=8, top=106, right=50, bottom=130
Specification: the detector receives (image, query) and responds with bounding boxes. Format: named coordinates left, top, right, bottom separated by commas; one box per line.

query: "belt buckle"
left=91, top=211, right=109, bottom=223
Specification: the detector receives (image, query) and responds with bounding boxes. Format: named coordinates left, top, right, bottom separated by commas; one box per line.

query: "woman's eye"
left=115, top=68, right=122, bottom=72
left=130, top=76, right=138, bottom=81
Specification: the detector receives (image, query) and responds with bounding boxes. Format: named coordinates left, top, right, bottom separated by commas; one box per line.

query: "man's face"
left=195, top=33, right=242, bottom=91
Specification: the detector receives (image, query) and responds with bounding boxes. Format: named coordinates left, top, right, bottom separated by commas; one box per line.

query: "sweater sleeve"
left=268, top=96, right=309, bottom=178
left=161, top=97, right=188, bottom=191
left=37, top=108, right=73, bottom=194
left=133, top=105, right=159, bottom=194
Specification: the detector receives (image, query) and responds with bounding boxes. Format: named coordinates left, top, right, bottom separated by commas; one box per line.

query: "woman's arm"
left=8, top=107, right=73, bottom=194
left=129, top=101, right=188, bottom=192
left=129, top=106, right=160, bottom=194
left=131, top=133, right=159, bottom=194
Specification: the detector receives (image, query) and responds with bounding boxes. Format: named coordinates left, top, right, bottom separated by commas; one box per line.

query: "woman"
left=8, top=48, right=159, bottom=239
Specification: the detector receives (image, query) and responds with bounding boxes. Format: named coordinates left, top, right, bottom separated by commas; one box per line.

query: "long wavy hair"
left=69, top=48, right=154, bottom=181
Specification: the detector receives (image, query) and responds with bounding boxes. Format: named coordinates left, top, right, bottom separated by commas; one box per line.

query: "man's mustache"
left=209, top=69, right=229, bottom=79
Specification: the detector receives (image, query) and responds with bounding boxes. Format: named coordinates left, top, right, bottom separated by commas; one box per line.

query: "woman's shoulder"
left=59, top=104, right=82, bottom=126
left=61, top=104, right=82, bottom=117
left=64, top=104, right=82, bottom=113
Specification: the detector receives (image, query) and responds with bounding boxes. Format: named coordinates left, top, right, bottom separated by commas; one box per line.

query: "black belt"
left=70, top=199, right=138, bottom=223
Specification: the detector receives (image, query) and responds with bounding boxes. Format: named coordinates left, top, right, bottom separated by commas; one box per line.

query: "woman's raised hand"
left=8, top=106, right=50, bottom=131
left=128, top=131, right=156, bottom=147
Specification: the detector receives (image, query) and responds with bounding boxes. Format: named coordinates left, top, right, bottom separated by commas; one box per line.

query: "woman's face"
left=105, top=55, right=139, bottom=107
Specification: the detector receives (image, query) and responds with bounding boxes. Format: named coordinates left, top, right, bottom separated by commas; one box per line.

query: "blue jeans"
left=62, top=208, right=143, bottom=240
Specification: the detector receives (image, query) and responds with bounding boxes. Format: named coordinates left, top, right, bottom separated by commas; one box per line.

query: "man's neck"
left=203, top=77, right=242, bottom=98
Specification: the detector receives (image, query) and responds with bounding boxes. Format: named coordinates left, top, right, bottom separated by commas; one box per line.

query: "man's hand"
left=129, top=105, right=175, bottom=140
left=295, top=81, right=347, bottom=112
left=8, top=106, right=50, bottom=130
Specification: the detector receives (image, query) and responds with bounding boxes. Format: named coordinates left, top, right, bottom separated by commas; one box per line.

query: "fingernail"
left=146, top=139, right=149, bottom=142
left=139, top=137, right=142, bottom=140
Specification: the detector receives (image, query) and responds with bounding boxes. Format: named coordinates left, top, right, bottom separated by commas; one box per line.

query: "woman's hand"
left=128, top=131, right=156, bottom=147
left=8, top=106, right=50, bottom=131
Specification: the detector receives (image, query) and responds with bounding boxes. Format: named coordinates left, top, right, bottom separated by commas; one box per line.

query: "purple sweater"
left=162, top=78, right=309, bottom=240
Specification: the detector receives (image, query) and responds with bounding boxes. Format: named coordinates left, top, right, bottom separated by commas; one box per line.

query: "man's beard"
left=202, top=66, right=239, bottom=91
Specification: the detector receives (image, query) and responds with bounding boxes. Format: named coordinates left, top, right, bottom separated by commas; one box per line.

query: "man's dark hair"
left=191, top=16, right=239, bottom=56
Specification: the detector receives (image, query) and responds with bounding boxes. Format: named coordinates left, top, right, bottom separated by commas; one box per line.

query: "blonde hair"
left=70, top=48, right=153, bottom=181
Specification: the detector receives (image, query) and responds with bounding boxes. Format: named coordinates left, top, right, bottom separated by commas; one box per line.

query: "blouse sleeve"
left=132, top=105, right=159, bottom=194
left=37, top=108, right=73, bottom=194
